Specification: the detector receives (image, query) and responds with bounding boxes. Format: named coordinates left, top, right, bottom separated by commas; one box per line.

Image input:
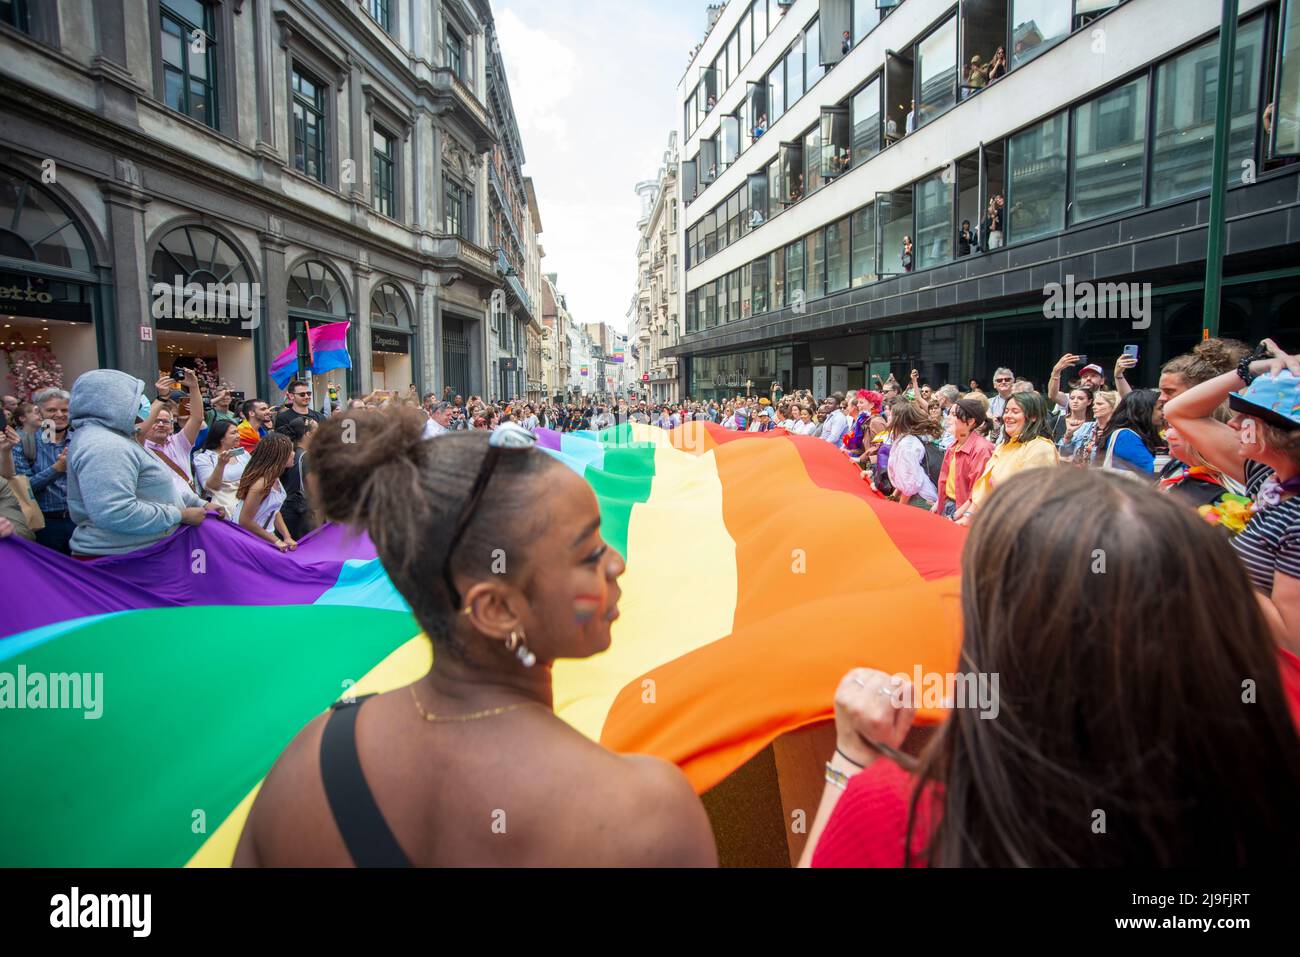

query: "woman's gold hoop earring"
left=506, top=630, right=536, bottom=668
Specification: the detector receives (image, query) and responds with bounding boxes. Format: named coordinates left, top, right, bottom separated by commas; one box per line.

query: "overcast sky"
left=495, top=0, right=708, bottom=334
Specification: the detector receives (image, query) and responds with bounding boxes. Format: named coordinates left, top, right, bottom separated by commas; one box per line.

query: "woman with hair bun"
left=234, top=407, right=717, bottom=867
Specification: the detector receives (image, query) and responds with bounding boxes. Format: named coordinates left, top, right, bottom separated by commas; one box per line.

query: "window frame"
left=444, top=175, right=473, bottom=240
left=291, top=61, right=331, bottom=186
left=151, top=0, right=234, bottom=135
left=365, top=0, right=391, bottom=34
left=371, top=122, right=397, bottom=220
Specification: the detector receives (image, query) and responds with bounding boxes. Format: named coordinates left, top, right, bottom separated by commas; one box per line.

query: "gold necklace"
left=409, top=685, right=535, bottom=723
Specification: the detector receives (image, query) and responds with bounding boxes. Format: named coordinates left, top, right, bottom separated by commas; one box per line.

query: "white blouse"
left=193, top=448, right=249, bottom=514
left=887, top=434, right=938, bottom=503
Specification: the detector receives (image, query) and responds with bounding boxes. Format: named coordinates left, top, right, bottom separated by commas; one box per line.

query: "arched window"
left=287, top=259, right=348, bottom=318
left=369, top=281, right=411, bottom=329
left=0, top=171, right=92, bottom=273
left=150, top=224, right=252, bottom=287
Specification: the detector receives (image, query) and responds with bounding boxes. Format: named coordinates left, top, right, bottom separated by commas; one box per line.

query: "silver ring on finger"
left=852, top=676, right=867, bottom=688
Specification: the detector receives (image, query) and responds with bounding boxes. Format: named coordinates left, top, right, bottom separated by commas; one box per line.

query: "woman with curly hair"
left=233, top=433, right=297, bottom=551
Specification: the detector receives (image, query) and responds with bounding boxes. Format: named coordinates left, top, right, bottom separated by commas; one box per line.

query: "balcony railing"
left=430, top=68, right=495, bottom=153
left=494, top=245, right=535, bottom=321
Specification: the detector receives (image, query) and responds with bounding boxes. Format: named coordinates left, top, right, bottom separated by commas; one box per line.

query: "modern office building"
left=0, top=0, right=541, bottom=404
left=670, top=0, right=1300, bottom=400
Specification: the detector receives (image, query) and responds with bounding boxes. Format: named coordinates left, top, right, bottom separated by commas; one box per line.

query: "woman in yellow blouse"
left=954, top=391, right=1059, bottom=526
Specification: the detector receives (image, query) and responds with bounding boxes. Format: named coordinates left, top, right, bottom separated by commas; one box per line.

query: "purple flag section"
left=0, top=519, right=376, bottom=641
left=534, top=429, right=563, bottom=451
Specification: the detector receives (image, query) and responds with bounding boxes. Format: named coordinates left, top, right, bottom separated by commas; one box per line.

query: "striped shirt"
left=1233, top=460, right=1300, bottom=597
left=11, top=431, right=70, bottom=513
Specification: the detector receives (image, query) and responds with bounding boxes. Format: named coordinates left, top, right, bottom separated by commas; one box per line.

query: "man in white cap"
left=1047, top=353, right=1134, bottom=410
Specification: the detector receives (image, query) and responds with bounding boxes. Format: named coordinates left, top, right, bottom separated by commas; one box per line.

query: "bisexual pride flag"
left=0, top=422, right=963, bottom=866
left=268, top=321, right=352, bottom=390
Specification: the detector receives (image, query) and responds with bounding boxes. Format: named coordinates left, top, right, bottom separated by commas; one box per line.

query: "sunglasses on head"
left=442, top=423, right=538, bottom=607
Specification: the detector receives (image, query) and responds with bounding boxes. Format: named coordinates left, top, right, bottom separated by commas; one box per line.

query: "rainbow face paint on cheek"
left=573, top=594, right=602, bottom=623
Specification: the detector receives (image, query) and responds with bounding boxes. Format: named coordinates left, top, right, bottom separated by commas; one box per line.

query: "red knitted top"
left=810, top=758, right=940, bottom=868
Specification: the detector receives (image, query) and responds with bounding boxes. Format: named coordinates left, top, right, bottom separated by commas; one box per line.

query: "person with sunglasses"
left=986, top=367, right=1015, bottom=442
left=274, top=379, right=326, bottom=431
left=234, top=408, right=717, bottom=867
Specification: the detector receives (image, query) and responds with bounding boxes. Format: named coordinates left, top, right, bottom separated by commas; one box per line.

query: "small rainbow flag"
left=268, top=321, right=352, bottom=390
left=0, top=423, right=962, bottom=866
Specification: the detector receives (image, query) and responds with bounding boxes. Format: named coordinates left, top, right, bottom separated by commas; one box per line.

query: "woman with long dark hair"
left=234, top=408, right=715, bottom=866
left=233, top=433, right=296, bottom=551
left=1095, top=388, right=1160, bottom=476
left=801, top=468, right=1300, bottom=866
left=194, top=418, right=248, bottom=514
left=1057, top=386, right=1095, bottom=462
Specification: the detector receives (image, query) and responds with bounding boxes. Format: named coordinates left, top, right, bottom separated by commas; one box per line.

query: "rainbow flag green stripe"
left=0, top=605, right=417, bottom=867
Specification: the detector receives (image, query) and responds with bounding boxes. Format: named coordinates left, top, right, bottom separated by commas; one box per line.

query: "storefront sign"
left=0, top=283, right=54, bottom=304
left=0, top=273, right=93, bottom=324
left=371, top=330, right=409, bottom=354
left=150, top=278, right=257, bottom=337
left=499, top=357, right=518, bottom=371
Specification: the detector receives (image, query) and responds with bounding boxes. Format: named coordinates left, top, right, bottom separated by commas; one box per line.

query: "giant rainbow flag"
left=0, top=422, right=963, bottom=866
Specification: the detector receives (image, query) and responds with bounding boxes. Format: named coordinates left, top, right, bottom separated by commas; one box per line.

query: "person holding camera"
left=143, top=368, right=205, bottom=499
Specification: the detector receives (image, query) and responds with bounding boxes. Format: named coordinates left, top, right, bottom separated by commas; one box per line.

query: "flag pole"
left=1202, top=0, right=1240, bottom=340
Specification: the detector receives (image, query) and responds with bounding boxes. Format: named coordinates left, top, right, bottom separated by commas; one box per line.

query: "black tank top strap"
left=319, top=694, right=412, bottom=867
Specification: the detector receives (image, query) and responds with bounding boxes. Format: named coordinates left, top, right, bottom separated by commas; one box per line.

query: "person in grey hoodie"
left=66, top=369, right=209, bottom=557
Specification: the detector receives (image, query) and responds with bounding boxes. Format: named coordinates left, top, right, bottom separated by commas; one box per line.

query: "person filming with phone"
left=1048, top=350, right=1137, bottom=411
left=142, top=367, right=205, bottom=500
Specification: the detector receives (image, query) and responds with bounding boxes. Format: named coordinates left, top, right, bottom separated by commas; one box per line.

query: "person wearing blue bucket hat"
left=1166, top=338, right=1300, bottom=653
